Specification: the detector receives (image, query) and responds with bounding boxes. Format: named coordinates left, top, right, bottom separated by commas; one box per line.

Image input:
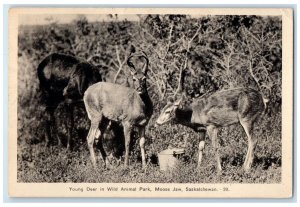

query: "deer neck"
left=139, top=87, right=153, bottom=118
left=174, top=106, right=206, bottom=132
left=174, top=106, right=199, bottom=129
left=174, top=107, right=192, bottom=125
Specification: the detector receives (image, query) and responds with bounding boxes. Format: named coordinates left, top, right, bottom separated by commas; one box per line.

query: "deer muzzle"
left=136, top=86, right=144, bottom=94
left=154, top=121, right=162, bottom=128
left=63, top=87, right=68, bottom=96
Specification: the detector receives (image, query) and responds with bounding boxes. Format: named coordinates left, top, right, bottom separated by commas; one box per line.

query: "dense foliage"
left=17, top=14, right=282, bottom=183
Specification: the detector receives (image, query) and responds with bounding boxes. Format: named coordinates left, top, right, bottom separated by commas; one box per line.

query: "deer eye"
left=165, top=110, right=171, bottom=114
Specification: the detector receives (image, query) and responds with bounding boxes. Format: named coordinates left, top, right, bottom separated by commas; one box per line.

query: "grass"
left=17, top=103, right=282, bottom=183
left=17, top=142, right=281, bottom=183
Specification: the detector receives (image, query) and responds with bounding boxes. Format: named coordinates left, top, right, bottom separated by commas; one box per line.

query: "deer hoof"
left=216, top=165, right=223, bottom=173
left=104, top=161, right=112, bottom=170
left=243, top=165, right=251, bottom=172
left=44, top=142, right=49, bottom=149
left=142, top=164, right=147, bottom=170
left=92, top=164, right=97, bottom=171
left=196, top=165, right=203, bottom=171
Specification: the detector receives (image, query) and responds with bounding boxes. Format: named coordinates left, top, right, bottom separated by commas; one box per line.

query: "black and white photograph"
left=8, top=8, right=293, bottom=198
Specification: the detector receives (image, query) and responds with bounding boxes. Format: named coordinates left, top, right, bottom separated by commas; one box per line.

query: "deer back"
left=191, top=88, right=264, bottom=127
left=38, top=53, right=102, bottom=103
left=84, top=82, right=148, bottom=125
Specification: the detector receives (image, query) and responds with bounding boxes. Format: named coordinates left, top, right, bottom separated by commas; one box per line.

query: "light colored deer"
left=83, top=52, right=153, bottom=168
left=155, top=71, right=266, bottom=171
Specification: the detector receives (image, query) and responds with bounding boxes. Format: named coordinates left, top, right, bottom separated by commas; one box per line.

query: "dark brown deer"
left=37, top=53, right=102, bottom=149
left=83, top=52, right=153, bottom=168
left=155, top=71, right=267, bottom=171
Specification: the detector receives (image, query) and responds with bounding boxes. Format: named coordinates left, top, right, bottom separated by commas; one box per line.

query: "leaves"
left=17, top=15, right=282, bottom=183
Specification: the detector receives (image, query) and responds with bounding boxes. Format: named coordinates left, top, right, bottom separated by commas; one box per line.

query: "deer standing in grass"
left=155, top=70, right=267, bottom=171
left=84, top=52, right=153, bottom=168
left=37, top=53, right=102, bottom=150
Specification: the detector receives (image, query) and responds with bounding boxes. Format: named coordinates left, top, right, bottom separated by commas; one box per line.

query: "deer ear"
left=128, top=66, right=137, bottom=76
left=131, top=71, right=137, bottom=76
left=173, top=98, right=182, bottom=106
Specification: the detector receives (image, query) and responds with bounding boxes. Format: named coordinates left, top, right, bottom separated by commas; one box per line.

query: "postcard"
left=8, top=7, right=293, bottom=198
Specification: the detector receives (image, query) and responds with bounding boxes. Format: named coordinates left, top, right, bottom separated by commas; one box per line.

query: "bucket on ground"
left=158, top=148, right=185, bottom=171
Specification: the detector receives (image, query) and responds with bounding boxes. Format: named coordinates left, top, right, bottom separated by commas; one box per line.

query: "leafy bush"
left=17, top=14, right=282, bottom=183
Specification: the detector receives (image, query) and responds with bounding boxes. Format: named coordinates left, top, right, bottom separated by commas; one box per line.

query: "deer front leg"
left=197, top=131, right=206, bottom=168
left=138, top=127, right=146, bottom=168
left=123, top=122, right=132, bottom=167
left=207, top=125, right=222, bottom=171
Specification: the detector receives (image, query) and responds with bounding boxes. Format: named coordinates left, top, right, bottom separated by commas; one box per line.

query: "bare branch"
left=113, top=45, right=127, bottom=83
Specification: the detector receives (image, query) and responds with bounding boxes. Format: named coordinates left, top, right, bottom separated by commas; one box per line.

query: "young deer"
left=83, top=52, right=153, bottom=168
left=37, top=53, right=102, bottom=149
left=155, top=87, right=266, bottom=171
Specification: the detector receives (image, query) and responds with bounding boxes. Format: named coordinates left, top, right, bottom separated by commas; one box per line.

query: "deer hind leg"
left=65, top=103, right=74, bottom=151
left=45, top=108, right=52, bottom=147
left=97, top=118, right=111, bottom=168
left=96, top=134, right=110, bottom=168
left=207, top=125, right=222, bottom=171
left=87, top=117, right=102, bottom=168
left=44, top=106, right=56, bottom=147
left=123, top=122, right=132, bottom=167
left=240, top=119, right=256, bottom=171
left=197, top=131, right=206, bottom=168
left=138, top=127, right=146, bottom=168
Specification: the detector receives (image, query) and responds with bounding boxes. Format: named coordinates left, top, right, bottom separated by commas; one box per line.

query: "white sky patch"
left=18, top=13, right=208, bottom=26
left=19, top=14, right=141, bottom=25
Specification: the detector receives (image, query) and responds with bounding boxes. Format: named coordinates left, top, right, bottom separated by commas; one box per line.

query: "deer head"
left=127, top=51, right=149, bottom=94
left=63, top=63, right=101, bottom=99
left=156, top=65, right=187, bottom=125
left=155, top=97, right=183, bottom=125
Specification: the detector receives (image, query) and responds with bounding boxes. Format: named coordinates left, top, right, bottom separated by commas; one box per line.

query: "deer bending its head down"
left=84, top=52, right=153, bottom=168
left=156, top=88, right=266, bottom=171
left=37, top=53, right=102, bottom=149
